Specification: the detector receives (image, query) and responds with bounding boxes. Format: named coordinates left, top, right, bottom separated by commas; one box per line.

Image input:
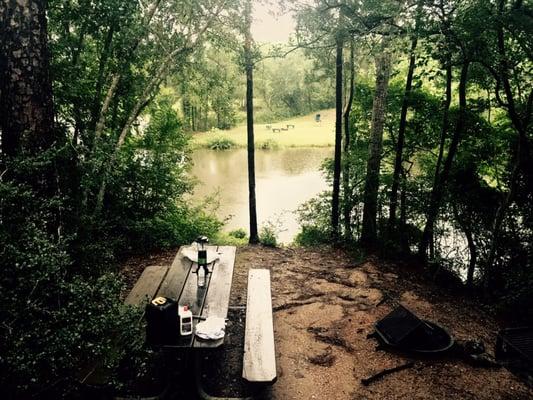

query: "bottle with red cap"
left=178, top=304, right=193, bottom=336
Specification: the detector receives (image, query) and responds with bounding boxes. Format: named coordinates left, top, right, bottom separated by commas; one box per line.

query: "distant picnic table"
left=269, top=123, right=295, bottom=132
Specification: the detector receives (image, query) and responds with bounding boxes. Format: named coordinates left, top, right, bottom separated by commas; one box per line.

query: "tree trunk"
left=342, top=41, right=355, bottom=240
left=418, top=61, right=470, bottom=260
left=245, top=0, right=258, bottom=244
left=360, top=50, right=392, bottom=247
left=399, top=170, right=409, bottom=252
left=0, top=0, right=55, bottom=157
left=388, top=33, right=418, bottom=232
left=417, top=60, right=452, bottom=259
left=331, top=28, right=343, bottom=242
left=94, top=46, right=189, bottom=213
left=465, top=227, right=477, bottom=288
left=90, top=0, right=163, bottom=142
left=434, top=62, right=453, bottom=188
left=483, top=0, right=532, bottom=295
left=89, top=24, right=115, bottom=135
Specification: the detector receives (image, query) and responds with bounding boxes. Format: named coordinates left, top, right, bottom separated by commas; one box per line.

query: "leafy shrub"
left=259, top=221, right=279, bottom=247
left=257, top=139, right=280, bottom=150
left=229, top=228, right=247, bottom=239
left=100, top=98, right=223, bottom=254
left=212, top=230, right=248, bottom=246
left=130, top=203, right=223, bottom=250
left=293, top=191, right=332, bottom=246
left=294, top=225, right=330, bottom=247
left=207, top=136, right=236, bottom=150
left=0, top=178, right=140, bottom=397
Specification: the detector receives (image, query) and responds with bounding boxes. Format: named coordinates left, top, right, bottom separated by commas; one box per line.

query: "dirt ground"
left=122, top=245, right=533, bottom=400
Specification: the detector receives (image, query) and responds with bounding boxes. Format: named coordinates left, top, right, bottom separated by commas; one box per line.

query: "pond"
left=190, top=147, right=333, bottom=243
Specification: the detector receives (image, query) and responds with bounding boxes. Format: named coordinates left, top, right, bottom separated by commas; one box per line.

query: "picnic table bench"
left=243, top=269, right=277, bottom=384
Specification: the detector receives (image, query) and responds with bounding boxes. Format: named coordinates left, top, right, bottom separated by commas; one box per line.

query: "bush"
left=207, top=136, right=236, bottom=150
left=259, top=221, right=279, bottom=247
left=257, top=139, right=280, bottom=150
left=293, top=191, right=331, bottom=246
left=99, top=98, right=223, bottom=254
left=294, top=225, right=330, bottom=247
left=212, top=230, right=248, bottom=246
left=229, top=228, right=247, bottom=239
left=0, top=178, right=140, bottom=397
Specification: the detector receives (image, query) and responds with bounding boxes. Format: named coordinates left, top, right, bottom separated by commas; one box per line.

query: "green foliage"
left=206, top=135, right=237, bottom=150
left=211, top=230, right=249, bottom=246
left=94, top=97, right=223, bottom=254
left=294, top=191, right=332, bottom=246
left=0, top=98, right=224, bottom=396
left=254, top=50, right=335, bottom=123
left=259, top=221, right=280, bottom=247
left=229, top=228, right=247, bottom=239
left=257, top=138, right=280, bottom=150
left=0, top=173, right=140, bottom=397
left=294, top=226, right=331, bottom=247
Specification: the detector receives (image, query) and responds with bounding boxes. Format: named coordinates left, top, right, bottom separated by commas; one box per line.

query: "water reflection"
left=190, top=147, right=333, bottom=243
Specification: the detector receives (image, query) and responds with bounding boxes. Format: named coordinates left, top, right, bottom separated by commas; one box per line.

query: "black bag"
left=145, top=296, right=179, bottom=345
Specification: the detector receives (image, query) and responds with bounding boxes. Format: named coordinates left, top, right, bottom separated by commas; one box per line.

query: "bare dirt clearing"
left=122, top=245, right=533, bottom=399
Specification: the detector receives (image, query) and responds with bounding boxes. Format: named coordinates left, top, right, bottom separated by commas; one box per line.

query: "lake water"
left=190, top=147, right=333, bottom=243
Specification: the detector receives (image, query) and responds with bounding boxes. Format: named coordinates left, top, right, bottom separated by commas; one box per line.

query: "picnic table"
left=125, top=243, right=276, bottom=398
left=126, top=245, right=236, bottom=349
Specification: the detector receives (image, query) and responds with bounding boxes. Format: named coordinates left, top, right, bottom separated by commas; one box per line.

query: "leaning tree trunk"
left=0, top=0, right=55, bottom=157
left=342, top=40, right=355, bottom=240
left=331, top=28, right=344, bottom=242
left=483, top=0, right=532, bottom=296
left=418, top=61, right=470, bottom=261
left=388, top=31, right=419, bottom=233
left=360, top=50, right=392, bottom=247
left=244, top=0, right=259, bottom=244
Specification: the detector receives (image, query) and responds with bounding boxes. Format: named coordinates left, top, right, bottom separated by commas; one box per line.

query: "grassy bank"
left=191, top=109, right=335, bottom=149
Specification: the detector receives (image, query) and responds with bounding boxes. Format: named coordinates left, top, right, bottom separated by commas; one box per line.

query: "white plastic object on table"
left=195, top=316, right=226, bottom=340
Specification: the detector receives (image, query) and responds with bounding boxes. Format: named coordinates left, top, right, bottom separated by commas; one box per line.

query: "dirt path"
left=231, top=245, right=532, bottom=400
left=121, top=245, right=533, bottom=399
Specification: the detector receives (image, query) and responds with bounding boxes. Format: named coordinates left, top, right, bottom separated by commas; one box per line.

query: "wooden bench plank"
left=243, top=268, right=277, bottom=383
left=157, top=245, right=193, bottom=299
left=194, top=246, right=236, bottom=348
left=124, top=265, right=169, bottom=306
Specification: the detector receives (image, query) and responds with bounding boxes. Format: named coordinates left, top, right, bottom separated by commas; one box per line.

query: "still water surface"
left=190, top=147, right=333, bottom=243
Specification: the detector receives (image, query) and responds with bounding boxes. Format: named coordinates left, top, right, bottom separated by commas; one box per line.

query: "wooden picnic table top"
left=125, top=245, right=236, bottom=349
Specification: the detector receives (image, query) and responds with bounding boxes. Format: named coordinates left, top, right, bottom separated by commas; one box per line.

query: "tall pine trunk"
left=342, top=41, right=355, bottom=240
left=0, top=0, right=55, bottom=157
left=331, top=29, right=343, bottom=242
left=418, top=61, right=470, bottom=260
left=360, top=50, right=392, bottom=247
left=244, top=0, right=258, bottom=243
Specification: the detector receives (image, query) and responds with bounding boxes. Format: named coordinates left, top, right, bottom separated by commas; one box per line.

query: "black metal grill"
left=496, top=327, right=533, bottom=387
left=373, top=304, right=454, bottom=354
left=496, top=327, right=533, bottom=363
left=375, top=305, right=424, bottom=345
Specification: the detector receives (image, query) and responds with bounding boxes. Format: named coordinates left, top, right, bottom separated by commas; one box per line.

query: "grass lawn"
left=191, top=109, right=335, bottom=149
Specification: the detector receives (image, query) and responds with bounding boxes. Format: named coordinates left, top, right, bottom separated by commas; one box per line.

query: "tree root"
left=307, top=327, right=354, bottom=353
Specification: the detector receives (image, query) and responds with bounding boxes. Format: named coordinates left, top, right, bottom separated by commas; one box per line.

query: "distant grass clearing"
left=192, top=109, right=335, bottom=149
